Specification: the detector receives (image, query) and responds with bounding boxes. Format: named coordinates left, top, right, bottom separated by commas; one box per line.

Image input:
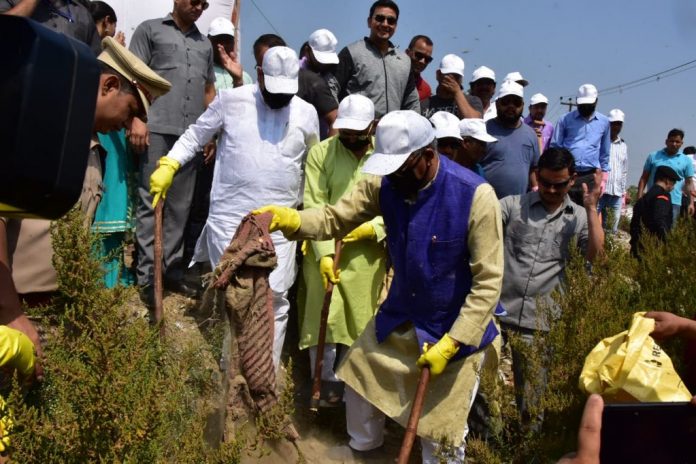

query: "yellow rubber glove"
left=252, top=205, right=301, bottom=236
left=416, top=333, right=460, bottom=375
left=149, top=156, right=181, bottom=207
left=319, top=256, right=340, bottom=289
left=343, top=222, right=376, bottom=243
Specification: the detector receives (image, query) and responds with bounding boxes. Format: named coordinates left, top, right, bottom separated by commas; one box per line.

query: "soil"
left=152, top=290, right=421, bottom=464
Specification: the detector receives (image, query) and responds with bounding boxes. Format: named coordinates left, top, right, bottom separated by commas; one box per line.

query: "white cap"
left=262, top=46, right=299, bottom=94
left=362, top=110, right=435, bottom=176
left=497, top=80, right=524, bottom=99
left=430, top=111, right=462, bottom=140
left=529, top=93, right=549, bottom=106
left=459, top=118, right=497, bottom=143
left=576, top=83, right=598, bottom=104
left=470, top=65, right=496, bottom=83
left=308, top=28, right=339, bottom=65
left=208, top=17, right=235, bottom=37
left=333, top=95, right=374, bottom=131
left=439, top=54, right=465, bottom=77
left=504, top=71, right=528, bottom=87
left=608, top=108, right=625, bottom=122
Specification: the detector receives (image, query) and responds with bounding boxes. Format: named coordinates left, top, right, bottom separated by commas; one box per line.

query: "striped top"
left=605, top=137, right=629, bottom=196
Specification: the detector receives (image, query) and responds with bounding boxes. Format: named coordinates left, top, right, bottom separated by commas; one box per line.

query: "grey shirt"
left=129, top=14, right=215, bottom=136
left=498, top=192, right=588, bottom=331
left=0, top=0, right=101, bottom=55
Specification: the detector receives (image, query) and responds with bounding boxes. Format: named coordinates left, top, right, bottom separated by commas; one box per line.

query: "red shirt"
left=415, top=74, right=432, bottom=101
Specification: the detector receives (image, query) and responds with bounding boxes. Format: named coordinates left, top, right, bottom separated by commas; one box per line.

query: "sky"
left=233, top=0, right=696, bottom=186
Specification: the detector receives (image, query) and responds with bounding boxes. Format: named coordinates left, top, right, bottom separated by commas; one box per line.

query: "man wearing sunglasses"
left=498, top=147, right=603, bottom=429
left=333, top=0, right=420, bottom=118
left=255, top=110, right=503, bottom=460
left=405, top=34, right=434, bottom=101
left=128, top=0, right=217, bottom=305
left=421, top=54, right=483, bottom=120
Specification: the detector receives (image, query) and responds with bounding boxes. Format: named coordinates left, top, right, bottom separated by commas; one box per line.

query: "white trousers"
left=344, top=375, right=480, bottom=463
left=272, top=289, right=290, bottom=370
left=308, top=343, right=341, bottom=382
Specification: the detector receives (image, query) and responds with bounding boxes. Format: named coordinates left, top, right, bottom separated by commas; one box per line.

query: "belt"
left=575, top=168, right=597, bottom=176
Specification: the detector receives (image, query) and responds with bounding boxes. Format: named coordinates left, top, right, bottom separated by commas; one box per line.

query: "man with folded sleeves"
left=551, top=83, right=611, bottom=205
left=148, top=46, right=319, bottom=369
left=255, top=110, right=502, bottom=461
left=524, top=93, right=554, bottom=153
left=421, top=54, right=483, bottom=119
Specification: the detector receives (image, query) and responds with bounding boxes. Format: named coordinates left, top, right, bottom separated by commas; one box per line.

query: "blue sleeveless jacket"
left=377, top=156, right=498, bottom=358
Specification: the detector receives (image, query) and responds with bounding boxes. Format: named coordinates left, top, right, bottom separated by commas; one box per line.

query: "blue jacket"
left=377, top=156, right=498, bottom=358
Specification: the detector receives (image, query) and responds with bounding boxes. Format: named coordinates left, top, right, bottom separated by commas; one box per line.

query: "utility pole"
left=560, top=97, right=576, bottom=112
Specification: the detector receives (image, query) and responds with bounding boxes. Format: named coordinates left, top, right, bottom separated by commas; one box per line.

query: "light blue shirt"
left=551, top=110, right=611, bottom=172
left=643, top=149, right=694, bottom=205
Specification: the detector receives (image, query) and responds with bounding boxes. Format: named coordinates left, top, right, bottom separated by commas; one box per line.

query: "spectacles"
left=538, top=177, right=572, bottom=189
left=190, top=0, right=209, bottom=10
left=393, top=151, right=423, bottom=176
left=438, top=140, right=460, bottom=150
left=373, top=14, right=397, bottom=25
left=413, top=51, right=433, bottom=64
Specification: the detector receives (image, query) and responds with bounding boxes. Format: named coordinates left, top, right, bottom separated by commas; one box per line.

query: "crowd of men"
left=1, top=0, right=696, bottom=462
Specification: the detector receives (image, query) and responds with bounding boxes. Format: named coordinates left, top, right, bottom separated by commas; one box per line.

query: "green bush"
left=4, top=209, right=247, bottom=463
left=468, top=220, right=696, bottom=462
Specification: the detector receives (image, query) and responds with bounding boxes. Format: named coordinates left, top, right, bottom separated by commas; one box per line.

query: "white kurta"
left=168, top=84, right=320, bottom=293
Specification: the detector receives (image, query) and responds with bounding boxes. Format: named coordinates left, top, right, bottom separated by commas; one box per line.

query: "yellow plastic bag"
left=579, top=312, right=692, bottom=402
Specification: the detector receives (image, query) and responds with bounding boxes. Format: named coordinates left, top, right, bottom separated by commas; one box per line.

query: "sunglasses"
left=438, top=140, right=460, bottom=150
left=413, top=51, right=433, bottom=64
left=373, top=14, right=397, bottom=25
left=190, top=0, right=209, bottom=10
left=393, top=151, right=423, bottom=176
left=538, top=177, right=572, bottom=189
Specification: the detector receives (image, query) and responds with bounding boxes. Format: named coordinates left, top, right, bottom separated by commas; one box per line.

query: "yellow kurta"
left=290, top=165, right=504, bottom=444
left=299, top=136, right=386, bottom=349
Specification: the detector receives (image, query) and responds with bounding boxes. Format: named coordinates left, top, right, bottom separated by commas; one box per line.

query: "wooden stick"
left=153, top=199, right=164, bottom=338
left=309, top=240, right=343, bottom=411
left=397, top=364, right=431, bottom=464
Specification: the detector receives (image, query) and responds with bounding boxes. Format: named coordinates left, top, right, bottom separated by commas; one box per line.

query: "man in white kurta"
left=149, top=46, right=319, bottom=367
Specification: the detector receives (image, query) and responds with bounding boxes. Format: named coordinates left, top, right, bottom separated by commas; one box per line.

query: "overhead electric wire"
left=560, top=58, right=696, bottom=100
left=249, top=0, right=281, bottom=34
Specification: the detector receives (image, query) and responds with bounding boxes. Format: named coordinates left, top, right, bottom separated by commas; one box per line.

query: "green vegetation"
left=467, top=219, right=696, bottom=463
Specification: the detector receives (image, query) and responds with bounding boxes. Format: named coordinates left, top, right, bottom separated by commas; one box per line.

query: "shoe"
left=164, top=278, right=200, bottom=298
left=138, top=284, right=155, bottom=309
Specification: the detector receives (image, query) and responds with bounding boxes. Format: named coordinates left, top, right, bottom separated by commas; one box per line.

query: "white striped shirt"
left=605, top=137, right=629, bottom=196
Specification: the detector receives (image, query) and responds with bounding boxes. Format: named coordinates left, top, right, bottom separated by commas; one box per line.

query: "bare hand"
left=440, top=74, right=463, bottom=95
left=115, top=31, right=126, bottom=46
left=217, top=44, right=243, bottom=85
left=127, top=117, right=149, bottom=153
left=582, top=177, right=601, bottom=210
left=645, top=311, right=686, bottom=341
left=203, top=141, right=217, bottom=165
left=557, top=394, right=603, bottom=464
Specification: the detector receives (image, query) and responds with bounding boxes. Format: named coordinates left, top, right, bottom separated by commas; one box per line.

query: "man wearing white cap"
left=255, top=110, right=502, bottom=461
left=598, top=109, right=629, bottom=234
left=208, top=17, right=253, bottom=91
left=300, top=28, right=341, bottom=100
left=299, top=95, right=386, bottom=404
left=524, top=93, right=554, bottom=153
left=551, top=83, right=611, bottom=205
left=457, top=119, right=497, bottom=177
left=429, top=111, right=463, bottom=161
left=421, top=54, right=483, bottom=120
left=149, top=46, right=319, bottom=368
left=468, top=65, right=496, bottom=121
left=481, top=81, right=540, bottom=198
left=504, top=71, right=529, bottom=87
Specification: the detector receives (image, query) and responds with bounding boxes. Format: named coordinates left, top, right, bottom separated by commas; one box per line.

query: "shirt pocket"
left=189, top=41, right=212, bottom=81
left=506, top=220, right=540, bottom=260
left=151, top=43, right=178, bottom=70
left=428, top=237, right=465, bottom=279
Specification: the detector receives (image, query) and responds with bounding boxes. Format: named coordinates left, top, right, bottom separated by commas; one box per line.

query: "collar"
left=163, top=13, right=200, bottom=35
left=573, top=110, right=598, bottom=122
left=364, top=36, right=397, bottom=55
left=612, top=136, right=624, bottom=144
left=528, top=191, right=574, bottom=216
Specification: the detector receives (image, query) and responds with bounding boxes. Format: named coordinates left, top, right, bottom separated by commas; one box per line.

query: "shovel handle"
left=153, top=199, right=164, bottom=338
left=397, top=365, right=431, bottom=464
left=310, top=240, right=343, bottom=411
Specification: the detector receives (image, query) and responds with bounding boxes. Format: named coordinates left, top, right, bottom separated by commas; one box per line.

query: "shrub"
left=468, top=219, right=696, bottom=462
